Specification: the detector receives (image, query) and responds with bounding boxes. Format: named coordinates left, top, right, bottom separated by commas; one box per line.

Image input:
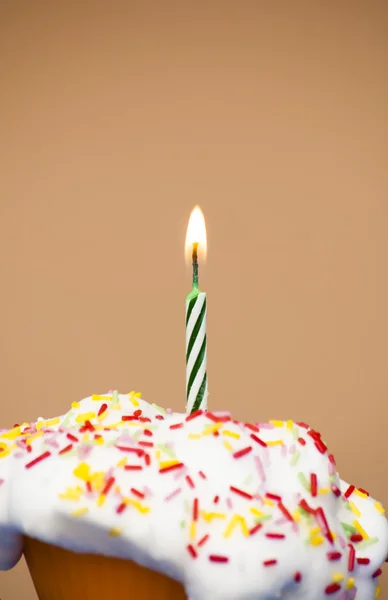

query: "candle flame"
left=185, top=206, right=207, bottom=264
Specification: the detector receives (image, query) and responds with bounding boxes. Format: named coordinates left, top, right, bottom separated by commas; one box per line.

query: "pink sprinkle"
left=254, top=456, right=266, bottom=481
left=209, top=555, right=229, bottom=563
left=226, top=498, right=233, bottom=510
left=233, top=446, right=253, bottom=459
left=281, top=444, right=287, bottom=457
left=25, top=451, right=51, bottom=469
left=165, top=487, right=182, bottom=502
left=263, top=559, right=277, bottom=566
left=199, top=470, right=207, bottom=479
left=258, top=422, right=275, bottom=429
left=0, top=479, right=4, bottom=486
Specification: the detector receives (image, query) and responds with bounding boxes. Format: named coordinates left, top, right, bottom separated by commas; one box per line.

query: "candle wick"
left=192, top=242, right=199, bottom=288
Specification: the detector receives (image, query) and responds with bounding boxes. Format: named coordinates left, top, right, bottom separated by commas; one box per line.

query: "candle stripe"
left=186, top=292, right=207, bottom=413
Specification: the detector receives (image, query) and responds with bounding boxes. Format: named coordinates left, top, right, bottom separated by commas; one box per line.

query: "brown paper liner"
left=24, top=536, right=186, bottom=600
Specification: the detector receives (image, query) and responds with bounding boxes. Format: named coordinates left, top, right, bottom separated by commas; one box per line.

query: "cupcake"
left=0, top=391, right=387, bottom=599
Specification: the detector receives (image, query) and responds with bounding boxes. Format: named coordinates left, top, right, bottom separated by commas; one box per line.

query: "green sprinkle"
left=112, top=390, right=119, bottom=404
left=180, top=520, right=186, bottom=529
left=356, top=537, right=379, bottom=550
left=297, top=472, right=310, bottom=491
left=341, top=522, right=358, bottom=535
left=157, top=444, right=175, bottom=458
left=151, top=403, right=166, bottom=415
left=292, top=426, right=299, bottom=440
left=254, top=514, right=272, bottom=523
left=61, top=411, right=74, bottom=427
left=291, top=451, right=301, bottom=466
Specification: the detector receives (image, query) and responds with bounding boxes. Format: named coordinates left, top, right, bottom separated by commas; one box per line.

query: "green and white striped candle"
left=185, top=207, right=208, bottom=414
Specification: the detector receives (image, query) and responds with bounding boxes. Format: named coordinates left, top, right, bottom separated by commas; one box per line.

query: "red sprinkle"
left=122, top=415, right=139, bottom=421
left=316, top=507, right=334, bottom=544
left=187, top=544, right=197, bottom=559
left=294, top=572, right=302, bottom=583
left=186, top=410, right=203, bottom=421
left=299, top=499, right=316, bottom=514
left=328, top=454, right=336, bottom=465
left=116, top=502, right=127, bottom=514
left=250, top=434, right=267, bottom=447
left=143, top=429, right=153, bottom=437
left=344, top=485, right=355, bottom=499
left=25, top=451, right=51, bottom=469
left=67, top=434, right=79, bottom=442
left=263, top=559, right=277, bottom=567
left=265, top=533, right=285, bottom=539
left=350, top=534, right=363, bottom=543
left=249, top=523, right=263, bottom=536
left=245, top=423, right=259, bottom=433
left=213, top=495, right=220, bottom=504
left=169, top=423, right=183, bottom=430
left=185, top=475, right=195, bottom=488
left=198, top=534, right=210, bottom=547
left=144, top=453, right=151, bottom=466
left=116, top=446, right=144, bottom=455
left=357, top=557, right=370, bottom=565
left=155, top=414, right=164, bottom=420
left=139, top=417, right=151, bottom=423
left=348, top=545, right=355, bottom=572
left=331, top=485, right=341, bottom=497
left=310, top=473, right=318, bottom=497
left=297, top=437, right=306, bottom=446
left=102, top=476, right=115, bottom=496
left=199, top=470, right=207, bottom=479
left=325, top=583, right=341, bottom=594
left=373, top=568, right=382, bottom=578
left=314, top=439, right=327, bottom=454
left=79, top=420, right=95, bottom=433
left=86, top=481, right=92, bottom=493
left=278, top=502, right=294, bottom=522
left=98, top=403, right=108, bottom=417
left=159, top=463, right=184, bottom=474
left=358, top=487, right=369, bottom=497
left=124, top=465, right=143, bottom=471
left=130, top=487, right=145, bottom=499
left=296, top=421, right=309, bottom=429
left=193, top=498, right=199, bottom=521
left=209, top=555, right=229, bottom=563
left=230, top=486, right=253, bottom=500
left=327, top=552, right=342, bottom=561
left=266, top=493, right=282, bottom=502
left=138, top=441, right=153, bottom=447
left=233, top=446, right=252, bottom=459
left=59, top=444, right=73, bottom=455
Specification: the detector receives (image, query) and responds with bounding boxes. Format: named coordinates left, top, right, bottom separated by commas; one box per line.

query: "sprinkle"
left=350, top=534, right=363, bottom=543
left=230, top=486, right=253, bottom=500
left=297, top=437, right=306, bottom=446
left=186, top=410, right=203, bottom=421
left=188, top=434, right=201, bottom=440
left=71, top=402, right=80, bottom=409
left=373, top=568, right=382, bottom=578
left=165, top=487, right=182, bottom=501
left=290, top=451, right=301, bottom=466
left=233, top=446, right=252, bottom=459
left=76, top=412, right=96, bottom=424
left=266, top=440, right=283, bottom=446
left=314, top=439, right=327, bottom=454
left=199, top=470, right=207, bottom=479
left=198, top=534, right=210, bottom=547
left=222, top=430, right=240, bottom=439
left=325, top=583, right=341, bottom=594
left=250, top=434, right=267, bottom=447
left=344, top=485, right=355, bottom=499
left=223, top=441, right=233, bottom=451
left=265, top=533, right=285, bottom=539
left=124, top=465, right=143, bottom=471
left=138, top=441, right=153, bottom=448
left=101, top=477, right=115, bottom=496
left=169, top=423, right=183, bottom=430
left=159, top=462, right=184, bottom=474
left=294, top=572, right=302, bottom=583
left=349, top=502, right=361, bottom=517
left=112, top=390, right=119, bottom=404
left=116, top=446, right=143, bottom=455
left=316, top=507, right=334, bottom=544
left=348, top=545, right=355, bottom=571
left=355, top=488, right=369, bottom=498
left=71, top=507, right=89, bottom=517
left=59, top=444, right=73, bottom=455
left=116, top=502, right=127, bottom=514
left=297, top=472, right=310, bottom=491
left=269, top=420, right=284, bottom=427
left=357, top=557, right=370, bottom=565
left=209, top=555, right=229, bottom=563
left=356, top=537, right=379, bottom=549
left=109, top=527, right=122, bottom=537
left=213, top=495, right=219, bottom=504
left=266, top=493, right=282, bottom=502
left=189, top=521, right=196, bottom=540
left=92, top=395, right=112, bottom=401
left=375, top=501, right=385, bottom=515
left=185, top=475, right=195, bottom=488
left=98, top=403, right=108, bottom=417
left=332, top=573, right=344, bottom=583
left=249, top=522, right=263, bottom=536
left=245, top=423, right=259, bottom=432
left=263, top=559, right=277, bottom=567
left=45, top=417, right=60, bottom=427
left=187, top=544, right=197, bottom=558
left=201, top=511, right=226, bottom=522
left=353, top=520, right=369, bottom=540
left=327, top=552, right=342, bottom=561
left=143, top=429, right=153, bottom=437
left=310, top=473, right=318, bottom=497
left=25, top=451, right=51, bottom=469
left=278, top=502, right=294, bottom=522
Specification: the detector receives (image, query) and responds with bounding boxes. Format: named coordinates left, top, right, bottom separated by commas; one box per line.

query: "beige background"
left=1, top=2, right=388, bottom=598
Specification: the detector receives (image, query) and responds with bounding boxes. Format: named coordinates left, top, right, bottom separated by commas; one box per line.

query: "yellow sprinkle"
left=104, top=421, right=126, bottom=429
left=2, top=426, right=21, bottom=440
left=374, top=501, right=385, bottom=515
left=76, top=412, right=96, bottom=424
left=126, top=498, right=150, bottom=514
left=266, top=440, right=283, bottom=446
left=45, top=417, right=61, bottom=427
left=269, top=420, right=284, bottom=427
left=318, top=488, right=331, bottom=495
left=353, top=520, right=369, bottom=540
left=375, top=586, right=381, bottom=598
left=97, top=493, right=106, bottom=507
left=109, top=527, right=122, bottom=537
left=117, top=457, right=128, bottom=468
left=36, top=421, right=44, bottom=431
left=310, top=535, right=324, bottom=546
left=90, top=472, right=105, bottom=492
left=71, top=402, right=80, bottom=409
left=92, top=395, right=112, bottom=401
left=201, top=511, right=226, bottom=522
left=286, top=420, right=294, bottom=429
left=224, top=515, right=249, bottom=538
left=263, top=498, right=275, bottom=506
left=331, top=531, right=337, bottom=541
left=115, top=485, right=121, bottom=494
left=354, top=489, right=368, bottom=499
left=349, top=501, right=361, bottom=517
left=26, top=431, right=43, bottom=444
left=155, top=449, right=161, bottom=460
left=82, top=434, right=90, bottom=443
left=73, top=462, right=91, bottom=481
left=59, top=486, right=83, bottom=501
left=188, top=434, right=201, bottom=440
left=222, top=430, right=240, bottom=439
left=292, top=510, right=301, bottom=523
left=250, top=507, right=265, bottom=517
left=190, top=521, right=196, bottom=540
left=71, top=507, right=89, bottom=517
left=203, top=423, right=223, bottom=435
left=310, top=527, right=321, bottom=536
left=347, top=578, right=355, bottom=590
left=332, top=573, right=344, bottom=583
left=223, top=441, right=233, bottom=451
left=94, top=436, right=104, bottom=446
left=159, top=460, right=180, bottom=469
left=97, top=411, right=108, bottom=422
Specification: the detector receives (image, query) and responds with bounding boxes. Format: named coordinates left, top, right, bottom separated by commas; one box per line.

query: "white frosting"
left=0, top=392, right=387, bottom=599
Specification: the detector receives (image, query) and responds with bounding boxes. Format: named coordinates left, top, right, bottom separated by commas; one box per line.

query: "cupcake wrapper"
left=24, top=536, right=186, bottom=600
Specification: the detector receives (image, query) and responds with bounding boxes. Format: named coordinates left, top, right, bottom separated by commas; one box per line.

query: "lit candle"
left=185, top=206, right=208, bottom=414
